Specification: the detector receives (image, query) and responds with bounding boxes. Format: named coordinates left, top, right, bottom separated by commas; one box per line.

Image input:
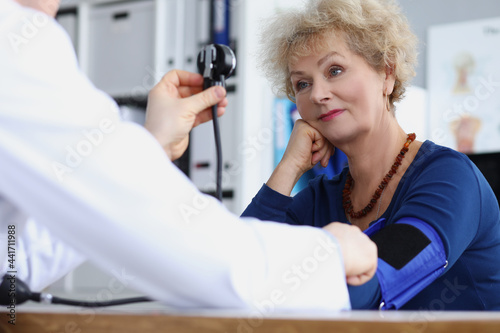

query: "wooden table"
left=2, top=304, right=500, bottom=333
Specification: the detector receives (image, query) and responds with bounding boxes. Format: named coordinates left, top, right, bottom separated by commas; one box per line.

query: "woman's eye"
left=296, top=81, right=310, bottom=91
left=329, top=66, right=342, bottom=77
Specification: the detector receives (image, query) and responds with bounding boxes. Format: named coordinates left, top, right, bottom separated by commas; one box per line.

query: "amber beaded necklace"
left=342, top=133, right=416, bottom=220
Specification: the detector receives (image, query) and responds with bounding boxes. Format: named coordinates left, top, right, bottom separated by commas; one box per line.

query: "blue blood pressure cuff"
left=365, top=217, right=447, bottom=310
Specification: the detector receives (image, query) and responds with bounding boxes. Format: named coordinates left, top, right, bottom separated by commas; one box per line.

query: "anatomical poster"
left=427, top=16, right=500, bottom=154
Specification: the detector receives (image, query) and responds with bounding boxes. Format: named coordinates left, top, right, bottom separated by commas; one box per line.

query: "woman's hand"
left=266, top=119, right=334, bottom=196
left=144, top=70, right=228, bottom=161
left=323, top=222, right=378, bottom=286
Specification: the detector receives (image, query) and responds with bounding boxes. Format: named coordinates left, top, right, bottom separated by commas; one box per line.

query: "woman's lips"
left=318, top=109, right=344, bottom=121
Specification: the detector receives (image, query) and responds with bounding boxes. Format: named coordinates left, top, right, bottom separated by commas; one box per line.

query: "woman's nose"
left=310, top=80, right=332, bottom=104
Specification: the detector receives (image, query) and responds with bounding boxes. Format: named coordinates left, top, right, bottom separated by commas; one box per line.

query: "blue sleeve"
left=349, top=147, right=483, bottom=310
left=241, top=184, right=302, bottom=225
left=241, top=175, right=335, bottom=226
left=391, top=147, right=481, bottom=271
left=348, top=274, right=382, bottom=309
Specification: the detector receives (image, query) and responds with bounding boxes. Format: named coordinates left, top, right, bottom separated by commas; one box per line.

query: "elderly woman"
left=242, top=0, right=500, bottom=310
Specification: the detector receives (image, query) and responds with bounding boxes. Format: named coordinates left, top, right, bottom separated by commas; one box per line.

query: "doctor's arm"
left=0, top=69, right=229, bottom=292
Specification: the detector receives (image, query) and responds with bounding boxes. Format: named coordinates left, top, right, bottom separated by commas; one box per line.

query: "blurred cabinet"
left=87, top=0, right=155, bottom=97
left=58, top=0, right=211, bottom=103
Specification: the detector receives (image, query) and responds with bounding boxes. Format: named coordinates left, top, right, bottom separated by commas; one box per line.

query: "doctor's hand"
left=323, top=223, right=378, bottom=286
left=145, top=70, right=228, bottom=161
left=266, top=119, right=334, bottom=196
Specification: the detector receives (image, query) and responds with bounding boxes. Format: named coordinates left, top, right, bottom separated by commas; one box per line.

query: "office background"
left=47, top=0, right=500, bottom=301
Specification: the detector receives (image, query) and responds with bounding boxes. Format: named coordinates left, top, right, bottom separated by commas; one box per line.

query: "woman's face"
left=289, top=34, right=392, bottom=144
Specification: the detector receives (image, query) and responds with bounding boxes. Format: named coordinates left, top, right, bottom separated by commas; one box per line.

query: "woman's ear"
left=383, top=65, right=396, bottom=95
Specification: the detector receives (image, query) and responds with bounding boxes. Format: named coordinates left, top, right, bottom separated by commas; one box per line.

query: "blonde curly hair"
left=258, top=0, right=418, bottom=109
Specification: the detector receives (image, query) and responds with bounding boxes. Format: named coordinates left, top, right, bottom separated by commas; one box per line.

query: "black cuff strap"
left=370, top=223, right=431, bottom=270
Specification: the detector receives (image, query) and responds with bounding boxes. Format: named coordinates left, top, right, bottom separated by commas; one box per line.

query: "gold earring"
left=385, top=94, right=391, bottom=112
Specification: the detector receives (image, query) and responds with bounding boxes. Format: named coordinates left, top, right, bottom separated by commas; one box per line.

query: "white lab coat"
left=0, top=0, right=350, bottom=311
